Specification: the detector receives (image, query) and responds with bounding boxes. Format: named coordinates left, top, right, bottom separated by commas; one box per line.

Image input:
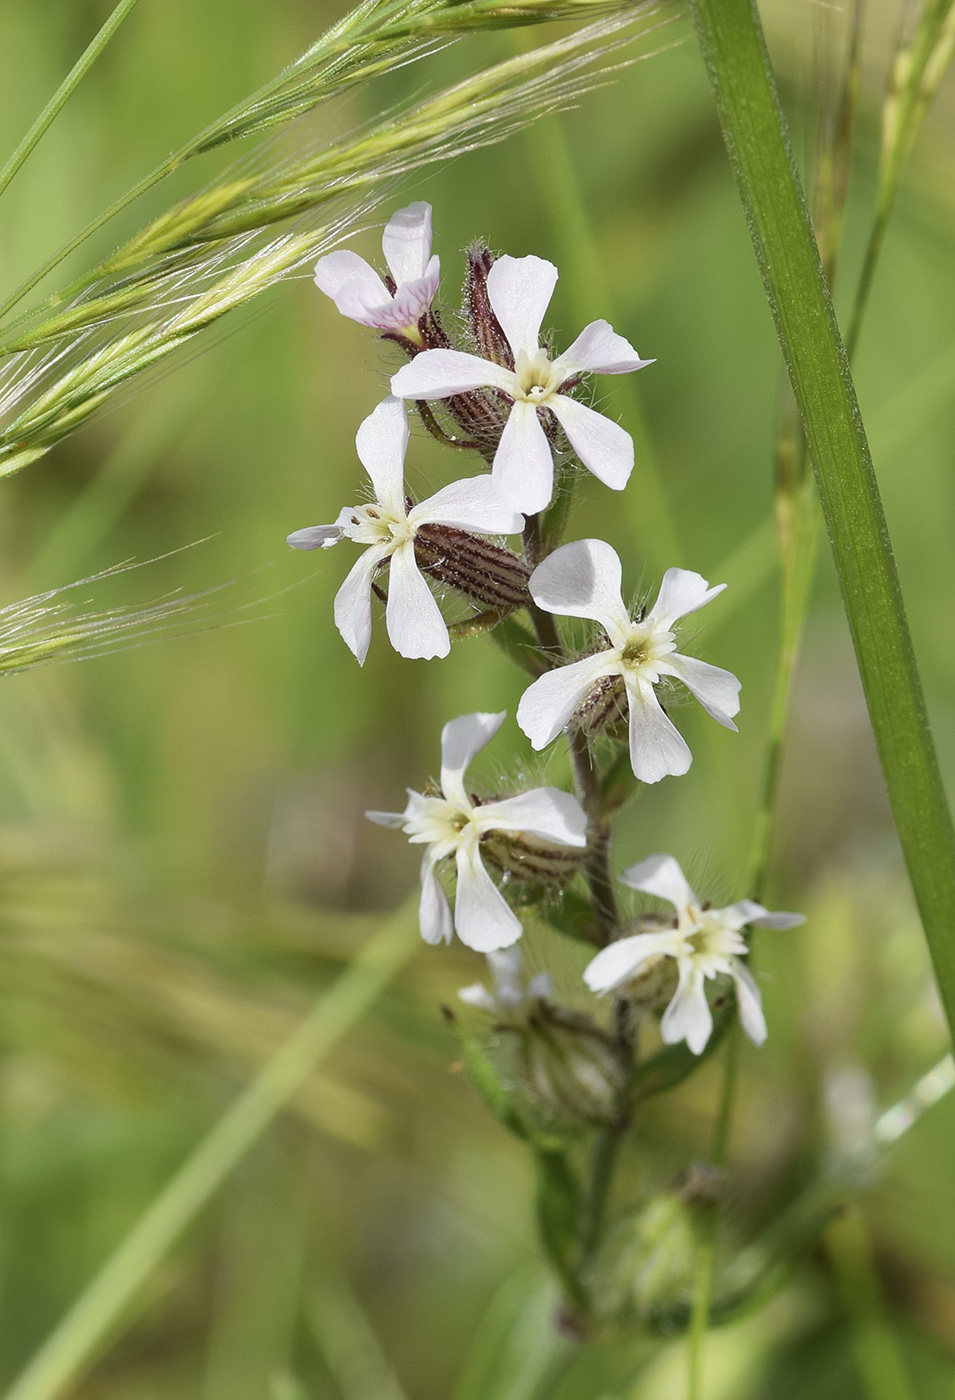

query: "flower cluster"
left=289, top=201, right=805, bottom=1064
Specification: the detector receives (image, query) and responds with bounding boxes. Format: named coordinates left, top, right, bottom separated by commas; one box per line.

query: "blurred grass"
left=0, top=0, right=954, bottom=1396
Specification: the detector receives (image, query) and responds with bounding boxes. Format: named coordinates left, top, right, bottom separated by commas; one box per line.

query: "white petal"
left=647, top=567, right=726, bottom=626
left=619, top=854, right=696, bottom=914
left=440, top=711, right=506, bottom=807
left=454, top=839, right=523, bottom=952
left=314, top=250, right=385, bottom=300
left=625, top=677, right=692, bottom=783
left=458, top=982, right=497, bottom=1011
left=517, top=653, right=622, bottom=750
left=661, top=965, right=712, bottom=1054
left=409, top=476, right=523, bottom=535
left=385, top=543, right=450, bottom=660
left=548, top=395, right=633, bottom=491
left=382, top=202, right=433, bottom=283
left=552, top=319, right=654, bottom=377
left=388, top=262, right=441, bottom=328
left=528, top=538, right=632, bottom=643
left=420, top=850, right=453, bottom=945
left=720, top=900, right=805, bottom=930
left=333, top=279, right=401, bottom=329
left=486, top=254, right=558, bottom=359
left=488, top=947, right=524, bottom=1005
left=666, top=654, right=740, bottom=729
left=492, top=401, right=554, bottom=514
left=391, top=349, right=515, bottom=399
left=355, top=396, right=409, bottom=515
left=478, top=787, right=587, bottom=846
left=584, top=931, right=681, bottom=994
left=333, top=545, right=390, bottom=665
left=526, top=971, right=553, bottom=1000
left=731, top=958, right=768, bottom=1045
left=287, top=524, right=342, bottom=550
left=365, top=809, right=407, bottom=828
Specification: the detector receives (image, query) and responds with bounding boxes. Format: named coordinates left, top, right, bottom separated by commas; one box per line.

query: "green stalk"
left=0, top=0, right=142, bottom=203
left=687, top=0, right=955, bottom=1044
left=825, top=1211, right=916, bottom=1400
left=1, top=902, right=418, bottom=1400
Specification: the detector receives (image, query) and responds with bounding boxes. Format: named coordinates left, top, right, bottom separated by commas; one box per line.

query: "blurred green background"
left=0, top=0, right=954, bottom=1395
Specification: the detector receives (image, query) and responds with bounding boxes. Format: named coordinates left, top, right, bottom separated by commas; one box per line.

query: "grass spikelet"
left=0, top=556, right=236, bottom=675
left=0, top=6, right=674, bottom=476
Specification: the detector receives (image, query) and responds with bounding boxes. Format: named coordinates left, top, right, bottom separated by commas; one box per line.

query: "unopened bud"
left=587, top=1191, right=696, bottom=1325
left=463, top=243, right=513, bottom=369
left=414, top=524, right=531, bottom=613
left=508, top=1003, right=628, bottom=1128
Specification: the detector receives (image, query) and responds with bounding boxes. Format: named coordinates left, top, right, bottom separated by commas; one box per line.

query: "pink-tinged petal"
left=548, top=395, right=633, bottom=491
left=619, top=854, right=697, bottom=915
left=720, top=900, right=805, bottom=931
left=458, top=982, right=497, bottom=1011
left=478, top=787, right=587, bottom=846
left=382, top=201, right=434, bottom=282
left=665, top=654, right=740, bottom=729
left=391, top=348, right=515, bottom=399
left=355, top=396, right=409, bottom=514
left=333, top=280, right=398, bottom=328
left=625, top=677, right=692, bottom=783
left=648, top=567, right=726, bottom=626
left=517, top=653, right=622, bottom=750
left=552, top=319, right=655, bottom=377
left=454, top=837, right=523, bottom=951
left=420, top=850, right=453, bottom=945
left=333, top=544, right=391, bottom=665
left=584, top=931, right=681, bottom=994
left=287, top=524, right=342, bottom=550
left=528, top=538, right=631, bottom=644
left=440, top=711, right=506, bottom=806
left=313, top=250, right=384, bottom=300
left=365, top=809, right=407, bottom=828
left=389, top=262, right=441, bottom=327
left=486, top=254, right=558, bottom=359
left=492, top=401, right=554, bottom=514
left=730, top=958, right=768, bottom=1045
left=661, top=965, right=712, bottom=1053
left=385, top=542, right=450, bottom=660
left=409, top=476, right=523, bottom=535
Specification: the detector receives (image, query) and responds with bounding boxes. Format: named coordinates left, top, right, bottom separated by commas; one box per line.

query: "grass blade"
left=686, top=0, right=955, bottom=1042
left=0, top=900, right=418, bottom=1400
left=0, top=0, right=142, bottom=202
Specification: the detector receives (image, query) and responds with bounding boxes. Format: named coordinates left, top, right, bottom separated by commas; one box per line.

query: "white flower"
left=288, top=397, right=522, bottom=664
left=367, top=711, right=587, bottom=952
left=458, top=946, right=553, bottom=1013
left=313, top=202, right=440, bottom=336
left=516, top=538, right=740, bottom=784
left=389, top=254, right=653, bottom=514
left=584, top=854, right=805, bottom=1054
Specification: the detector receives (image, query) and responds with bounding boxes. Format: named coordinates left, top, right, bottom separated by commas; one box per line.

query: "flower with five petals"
left=313, top=202, right=440, bottom=339
left=516, top=539, right=740, bottom=783
left=390, top=254, right=653, bottom=513
left=367, top=711, right=587, bottom=951
left=584, top=854, right=804, bottom=1054
left=287, top=397, right=522, bottom=664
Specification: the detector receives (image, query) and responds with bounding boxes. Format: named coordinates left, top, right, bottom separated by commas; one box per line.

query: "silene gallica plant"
left=292, top=198, right=808, bottom=1332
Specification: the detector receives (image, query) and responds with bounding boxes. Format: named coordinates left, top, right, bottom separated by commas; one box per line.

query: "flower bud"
left=586, top=1190, right=696, bottom=1326
left=507, top=1003, right=628, bottom=1128
left=414, top=524, right=531, bottom=613
left=463, top=243, right=513, bottom=369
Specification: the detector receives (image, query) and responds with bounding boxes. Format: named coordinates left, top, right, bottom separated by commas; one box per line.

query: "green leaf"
left=688, top=0, right=955, bottom=1046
